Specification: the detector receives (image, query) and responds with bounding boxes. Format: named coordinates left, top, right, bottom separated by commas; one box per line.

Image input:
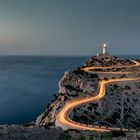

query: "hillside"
left=35, top=54, right=139, bottom=129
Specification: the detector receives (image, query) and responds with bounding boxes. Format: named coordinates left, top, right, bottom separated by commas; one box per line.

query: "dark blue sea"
left=0, top=55, right=139, bottom=124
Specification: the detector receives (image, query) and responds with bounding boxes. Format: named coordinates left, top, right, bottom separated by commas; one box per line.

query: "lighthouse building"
left=97, top=43, right=111, bottom=58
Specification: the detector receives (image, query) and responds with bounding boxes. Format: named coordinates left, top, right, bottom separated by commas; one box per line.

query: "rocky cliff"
left=2, top=54, right=140, bottom=140
left=35, top=54, right=138, bottom=128
left=34, top=54, right=140, bottom=139
left=0, top=125, right=62, bottom=140
left=35, top=69, right=99, bottom=126
left=83, top=54, right=134, bottom=67
left=72, top=81, right=140, bottom=129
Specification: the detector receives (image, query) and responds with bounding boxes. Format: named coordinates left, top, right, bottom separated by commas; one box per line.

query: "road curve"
left=55, top=60, right=140, bottom=132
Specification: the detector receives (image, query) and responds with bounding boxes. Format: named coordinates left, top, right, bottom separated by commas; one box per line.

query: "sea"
left=0, top=55, right=140, bottom=125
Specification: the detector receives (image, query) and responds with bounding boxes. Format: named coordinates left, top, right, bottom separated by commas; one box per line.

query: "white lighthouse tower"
left=102, top=43, right=107, bottom=54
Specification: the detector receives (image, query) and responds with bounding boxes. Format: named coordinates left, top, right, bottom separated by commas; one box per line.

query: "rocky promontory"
left=35, top=67, right=99, bottom=126
left=35, top=54, right=138, bottom=127
left=1, top=54, right=140, bottom=140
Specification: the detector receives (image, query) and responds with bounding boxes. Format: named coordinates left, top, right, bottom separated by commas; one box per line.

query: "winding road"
left=55, top=60, right=140, bottom=132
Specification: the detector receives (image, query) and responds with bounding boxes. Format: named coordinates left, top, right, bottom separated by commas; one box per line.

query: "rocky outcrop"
left=58, top=129, right=140, bottom=140
left=35, top=69, right=99, bottom=126
left=35, top=55, right=138, bottom=129
left=0, top=125, right=62, bottom=140
left=84, top=54, right=134, bottom=67
left=71, top=80, right=140, bottom=129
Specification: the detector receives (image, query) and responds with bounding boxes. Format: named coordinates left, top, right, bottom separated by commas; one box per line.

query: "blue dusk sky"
left=0, top=0, right=140, bottom=56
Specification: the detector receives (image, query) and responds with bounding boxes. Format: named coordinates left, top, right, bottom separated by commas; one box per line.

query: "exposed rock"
left=35, top=55, right=140, bottom=134
left=0, top=125, right=62, bottom=140
left=83, top=55, right=134, bottom=67
left=35, top=68, right=99, bottom=126
left=58, top=129, right=140, bottom=140
left=71, top=80, right=140, bottom=129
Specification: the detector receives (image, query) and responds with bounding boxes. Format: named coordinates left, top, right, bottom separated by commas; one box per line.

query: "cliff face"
left=35, top=69, right=99, bottom=126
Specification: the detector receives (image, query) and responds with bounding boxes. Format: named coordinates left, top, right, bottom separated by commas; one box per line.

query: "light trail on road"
left=55, top=60, right=140, bottom=132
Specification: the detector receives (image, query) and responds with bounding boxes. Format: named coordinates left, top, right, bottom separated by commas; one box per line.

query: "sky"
left=0, top=0, right=140, bottom=56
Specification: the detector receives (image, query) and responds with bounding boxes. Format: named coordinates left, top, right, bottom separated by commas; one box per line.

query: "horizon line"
left=0, top=54, right=139, bottom=57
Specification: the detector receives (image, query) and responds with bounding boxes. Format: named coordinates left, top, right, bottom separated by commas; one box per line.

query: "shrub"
left=111, top=130, right=126, bottom=137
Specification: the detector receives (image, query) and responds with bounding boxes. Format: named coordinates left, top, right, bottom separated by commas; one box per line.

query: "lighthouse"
left=96, top=43, right=110, bottom=57
left=102, top=43, right=107, bottom=54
